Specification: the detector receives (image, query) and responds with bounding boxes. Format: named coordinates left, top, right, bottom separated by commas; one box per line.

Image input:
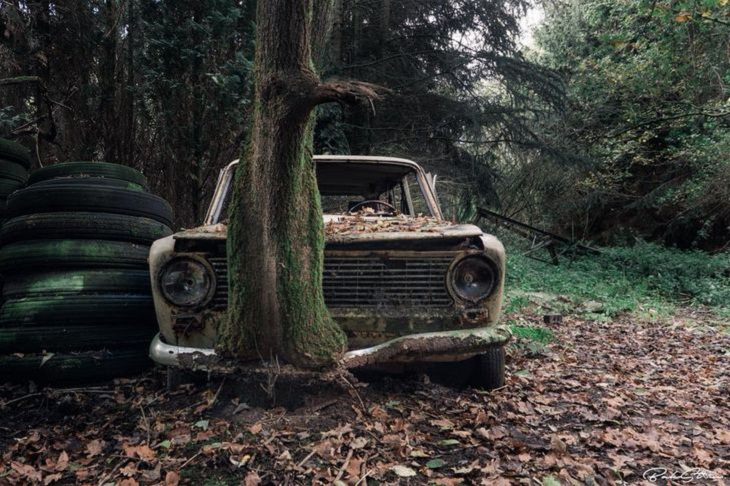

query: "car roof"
left=313, top=155, right=425, bottom=172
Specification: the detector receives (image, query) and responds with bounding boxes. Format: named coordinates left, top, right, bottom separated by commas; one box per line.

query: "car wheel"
left=28, top=161, right=148, bottom=188
left=469, top=345, right=506, bottom=390
left=0, top=239, right=150, bottom=272
left=0, top=139, right=31, bottom=169
left=7, top=183, right=173, bottom=226
left=0, top=212, right=172, bottom=245
left=0, top=159, right=29, bottom=184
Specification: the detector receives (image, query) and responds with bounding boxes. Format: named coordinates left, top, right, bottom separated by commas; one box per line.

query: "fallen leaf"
left=86, top=439, right=104, bottom=457
left=123, top=444, right=157, bottom=462
left=350, top=436, right=368, bottom=449
left=426, top=458, right=446, bottom=469
left=43, top=473, right=62, bottom=485
left=165, top=470, right=180, bottom=486
left=392, top=465, right=417, bottom=477
left=244, top=471, right=261, bottom=486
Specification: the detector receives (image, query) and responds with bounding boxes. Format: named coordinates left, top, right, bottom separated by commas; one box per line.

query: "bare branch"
left=313, top=80, right=388, bottom=108
left=0, top=76, right=43, bottom=87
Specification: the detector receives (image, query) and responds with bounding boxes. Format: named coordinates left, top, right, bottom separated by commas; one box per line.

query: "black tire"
left=28, top=161, right=147, bottom=187
left=469, top=345, right=506, bottom=390
left=0, top=348, right=151, bottom=383
left=2, top=269, right=152, bottom=298
left=0, top=139, right=31, bottom=169
left=0, top=212, right=172, bottom=245
left=30, top=177, right=146, bottom=192
left=7, top=183, right=173, bottom=226
left=0, top=159, right=29, bottom=183
left=0, top=323, right=154, bottom=353
left=0, top=240, right=150, bottom=273
left=0, top=179, right=24, bottom=198
left=0, top=294, right=155, bottom=327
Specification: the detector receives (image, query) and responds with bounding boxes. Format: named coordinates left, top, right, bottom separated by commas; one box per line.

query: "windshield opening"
left=216, top=161, right=435, bottom=223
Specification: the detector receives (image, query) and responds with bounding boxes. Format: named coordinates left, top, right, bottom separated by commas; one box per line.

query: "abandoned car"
left=149, top=156, right=510, bottom=388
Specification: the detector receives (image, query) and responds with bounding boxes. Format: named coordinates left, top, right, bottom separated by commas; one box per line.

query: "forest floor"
left=1, top=307, right=727, bottom=485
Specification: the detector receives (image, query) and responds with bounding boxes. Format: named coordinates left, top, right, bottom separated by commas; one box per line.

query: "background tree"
left=521, top=0, right=730, bottom=249
left=1, top=0, right=559, bottom=227
left=0, top=0, right=254, bottom=226
left=315, top=0, right=564, bottom=219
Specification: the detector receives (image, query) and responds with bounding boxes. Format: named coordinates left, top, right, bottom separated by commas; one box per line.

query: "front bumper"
left=149, top=326, right=511, bottom=369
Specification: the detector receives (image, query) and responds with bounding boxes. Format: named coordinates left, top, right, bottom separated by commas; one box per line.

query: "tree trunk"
left=220, top=0, right=380, bottom=369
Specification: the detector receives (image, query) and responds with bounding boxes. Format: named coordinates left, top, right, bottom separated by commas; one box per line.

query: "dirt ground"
left=1, top=311, right=728, bottom=485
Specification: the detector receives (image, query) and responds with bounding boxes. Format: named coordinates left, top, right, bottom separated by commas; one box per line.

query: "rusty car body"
left=148, top=156, right=510, bottom=388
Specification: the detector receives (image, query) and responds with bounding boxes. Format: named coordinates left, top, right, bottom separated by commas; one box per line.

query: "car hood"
left=173, top=216, right=484, bottom=243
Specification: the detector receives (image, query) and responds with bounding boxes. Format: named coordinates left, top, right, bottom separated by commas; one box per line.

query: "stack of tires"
left=0, top=162, right=173, bottom=382
left=0, top=139, right=31, bottom=223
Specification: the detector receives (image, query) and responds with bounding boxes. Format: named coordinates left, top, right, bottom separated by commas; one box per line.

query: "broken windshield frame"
left=204, top=156, right=443, bottom=225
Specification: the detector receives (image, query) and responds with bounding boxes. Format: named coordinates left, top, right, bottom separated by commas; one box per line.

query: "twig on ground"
left=296, top=449, right=317, bottom=469
left=334, top=448, right=354, bottom=482
left=338, top=371, right=366, bottom=413
left=97, top=458, right=129, bottom=486
left=180, top=450, right=204, bottom=469
left=139, top=405, right=151, bottom=444
left=1, top=393, right=42, bottom=408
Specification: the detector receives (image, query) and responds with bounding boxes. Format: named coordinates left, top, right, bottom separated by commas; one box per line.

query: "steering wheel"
left=348, top=200, right=398, bottom=215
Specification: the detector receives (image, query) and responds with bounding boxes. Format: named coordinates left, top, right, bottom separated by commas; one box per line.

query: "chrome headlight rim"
left=158, top=256, right=217, bottom=308
left=447, top=254, right=500, bottom=304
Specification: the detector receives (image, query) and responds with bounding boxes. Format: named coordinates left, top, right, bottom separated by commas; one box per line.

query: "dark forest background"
left=0, top=0, right=728, bottom=250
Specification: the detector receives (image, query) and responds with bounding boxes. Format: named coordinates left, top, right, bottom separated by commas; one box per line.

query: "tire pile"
left=0, top=139, right=31, bottom=223
left=0, top=162, right=173, bottom=382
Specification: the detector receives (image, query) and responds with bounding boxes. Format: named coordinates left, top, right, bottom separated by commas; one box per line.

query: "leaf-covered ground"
left=1, top=311, right=728, bottom=485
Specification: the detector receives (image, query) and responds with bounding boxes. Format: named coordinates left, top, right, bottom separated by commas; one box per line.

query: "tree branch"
left=312, top=80, right=387, bottom=108
left=0, top=76, right=43, bottom=87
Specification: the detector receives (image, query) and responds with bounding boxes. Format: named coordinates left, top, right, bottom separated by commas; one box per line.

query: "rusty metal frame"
left=203, top=155, right=444, bottom=226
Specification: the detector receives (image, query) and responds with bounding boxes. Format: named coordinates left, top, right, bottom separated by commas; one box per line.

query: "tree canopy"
left=528, top=0, right=729, bottom=248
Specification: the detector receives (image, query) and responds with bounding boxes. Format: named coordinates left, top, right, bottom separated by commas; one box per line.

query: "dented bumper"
left=149, top=326, right=511, bottom=369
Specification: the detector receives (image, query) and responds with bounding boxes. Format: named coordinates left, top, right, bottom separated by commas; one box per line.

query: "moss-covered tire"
left=0, top=324, right=154, bottom=353
left=7, top=183, right=173, bottom=226
left=30, top=177, right=146, bottom=191
left=2, top=270, right=152, bottom=298
left=469, top=345, right=506, bottom=390
left=0, top=348, right=151, bottom=383
left=0, top=159, right=29, bottom=183
left=0, top=139, right=31, bottom=169
left=0, top=240, right=150, bottom=273
left=0, top=212, right=172, bottom=245
left=28, top=161, right=147, bottom=187
left=0, top=179, right=24, bottom=198
left=0, top=294, right=155, bottom=327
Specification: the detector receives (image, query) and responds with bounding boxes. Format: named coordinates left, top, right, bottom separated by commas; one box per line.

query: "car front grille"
left=207, top=253, right=455, bottom=310
left=208, top=257, right=229, bottom=309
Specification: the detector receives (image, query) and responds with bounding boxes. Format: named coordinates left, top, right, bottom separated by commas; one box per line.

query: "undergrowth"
left=503, top=241, right=730, bottom=321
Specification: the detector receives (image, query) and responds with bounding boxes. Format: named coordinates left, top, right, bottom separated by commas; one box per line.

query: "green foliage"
left=510, top=325, right=554, bottom=344
left=505, top=242, right=730, bottom=319
left=524, top=0, right=730, bottom=249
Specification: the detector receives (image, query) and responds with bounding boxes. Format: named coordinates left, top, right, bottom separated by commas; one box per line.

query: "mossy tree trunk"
left=219, top=0, right=379, bottom=368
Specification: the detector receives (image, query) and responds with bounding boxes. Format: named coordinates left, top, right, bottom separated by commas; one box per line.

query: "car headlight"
left=160, top=258, right=214, bottom=307
left=449, top=256, right=499, bottom=302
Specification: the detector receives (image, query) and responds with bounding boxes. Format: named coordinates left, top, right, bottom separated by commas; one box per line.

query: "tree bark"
left=219, top=0, right=380, bottom=369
